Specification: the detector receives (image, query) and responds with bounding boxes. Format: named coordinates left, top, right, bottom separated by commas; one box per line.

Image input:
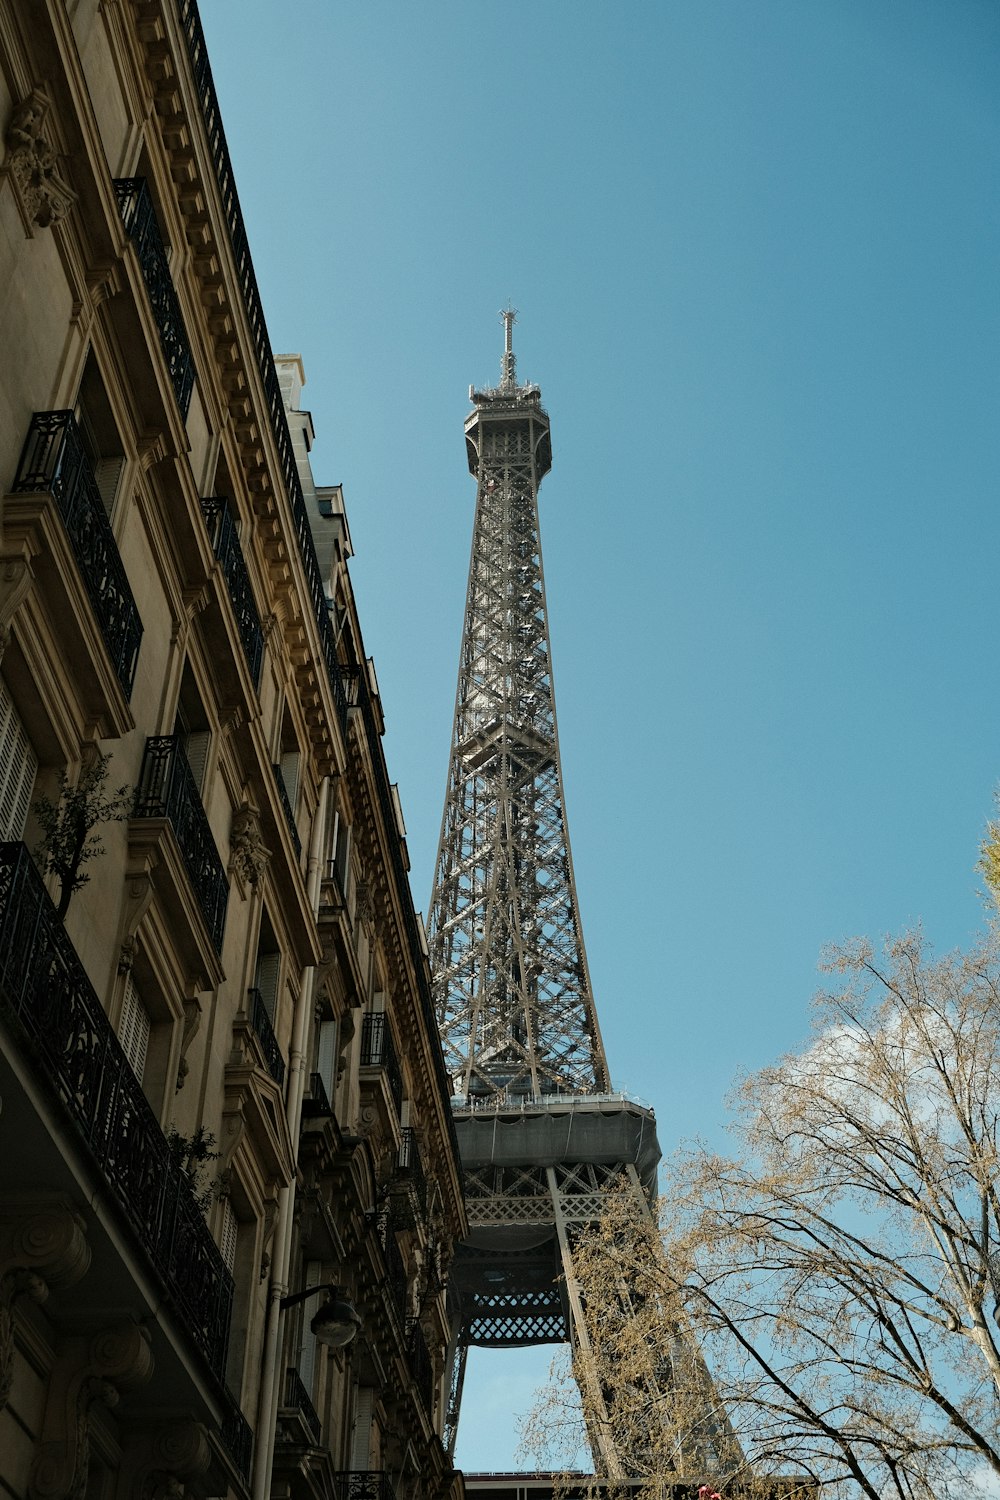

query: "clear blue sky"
left=200, top=0, right=1000, bottom=1469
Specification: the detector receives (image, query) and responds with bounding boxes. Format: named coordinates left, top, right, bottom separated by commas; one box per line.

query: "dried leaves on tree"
left=523, top=931, right=1000, bottom=1500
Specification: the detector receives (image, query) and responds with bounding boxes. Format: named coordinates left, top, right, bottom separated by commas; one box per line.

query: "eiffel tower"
left=428, top=313, right=740, bottom=1477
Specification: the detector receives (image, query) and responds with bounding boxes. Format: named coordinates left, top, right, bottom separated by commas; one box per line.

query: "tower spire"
left=500, top=303, right=517, bottom=390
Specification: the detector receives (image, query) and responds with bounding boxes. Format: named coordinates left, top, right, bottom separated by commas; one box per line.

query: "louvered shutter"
left=316, top=1020, right=337, bottom=1099
left=298, top=1257, right=322, bottom=1395
left=350, top=1387, right=374, bottom=1469
left=0, top=678, right=37, bottom=840
left=118, top=975, right=151, bottom=1083
left=219, top=1198, right=238, bottom=1272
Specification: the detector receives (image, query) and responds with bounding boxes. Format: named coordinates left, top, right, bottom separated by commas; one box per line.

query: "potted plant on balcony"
left=33, top=752, right=133, bottom=917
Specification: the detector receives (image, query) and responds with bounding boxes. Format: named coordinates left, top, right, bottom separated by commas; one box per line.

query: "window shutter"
left=316, top=1020, right=337, bottom=1099
left=350, top=1387, right=374, bottom=1469
left=255, top=951, right=280, bottom=1021
left=118, top=975, right=151, bottom=1084
left=298, top=1257, right=322, bottom=1395
left=92, top=455, right=125, bottom=513
left=183, top=730, right=210, bottom=791
left=279, top=749, right=300, bottom=807
left=219, top=1197, right=238, bottom=1272
left=0, top=678, right=37, bottom=841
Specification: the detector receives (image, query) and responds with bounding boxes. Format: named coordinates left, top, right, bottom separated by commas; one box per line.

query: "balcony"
left=375, top=1210, right=407, bottom=1326
left=134, top=736, right=229, bottom=954
left=176, top=0, right=350, bottom=733
left=359, top=1013, right=402, bottom=1114
left=391, top=1127, right=427, bottom=1229
left=10, top=410, right=142, bottom=697
left=300, top=1071, right=332, bottom=1120
left=272, top=764, right=302, bottom=858
left=200, top=496, right=263, bottom=687
left=247, top=987, right=285, bottom=1087
left=333, top=1476, right=396, bottom=1500
left=407, top=1317, right=435, bottom=1420
left=279, top=1364, right=321, bottom=1446
left=0, top=841, right=233, bottom=1376
left=114, top=177, right=195, bottom=418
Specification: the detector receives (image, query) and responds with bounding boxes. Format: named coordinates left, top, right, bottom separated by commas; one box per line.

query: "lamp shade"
left=310, top=1289, right=363, bottom=1348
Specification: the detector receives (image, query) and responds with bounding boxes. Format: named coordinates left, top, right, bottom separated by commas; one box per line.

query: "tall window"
left=0, top=676, right=37, bottom=840
left=173, top=664, right=211, bottom=790
left=76, top=352, right=126, bottom=515
left=118, top=974, right=151, bottom=1083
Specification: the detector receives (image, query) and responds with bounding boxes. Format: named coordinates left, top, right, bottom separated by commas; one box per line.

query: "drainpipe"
left=252, top=774, right=329, bottom=1499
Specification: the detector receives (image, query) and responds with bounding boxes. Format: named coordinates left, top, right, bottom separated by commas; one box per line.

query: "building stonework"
left=0, top=4, right=465, bottom=1499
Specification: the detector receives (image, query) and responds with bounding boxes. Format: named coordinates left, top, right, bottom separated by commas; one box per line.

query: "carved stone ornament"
left=0, top=1200, right=91, bottom=1412
left=118, top=1419, right=211, bottom=1500
left=3, top=90, right=75, bottom=234
left=29, top=1321, right=153, bottom=1500
left=229, top=801, right=270, bottom=889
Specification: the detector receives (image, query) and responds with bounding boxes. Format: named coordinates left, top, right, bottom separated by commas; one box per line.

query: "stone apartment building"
left=0, top=2, right=466, bottom=1497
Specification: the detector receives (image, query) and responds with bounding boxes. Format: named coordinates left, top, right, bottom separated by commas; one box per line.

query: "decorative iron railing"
left=395, top=1127, right=427, bottom=1218
left=174, top=0, right=347, bottom=730
left=300, top=1071, right=332, bottom=1120
left=359, top=1012, right=403, bottom=1115
left=333, top=1475, right=396, bottom=1500
left=282, top=1365, right=321, bottom=1445
left=376, top=1210, right=408, bottom=1324
left=200, top=496, right=263, bottom=686
left=406, top=1317, right=435, bottom=1418
left=271, top=764, right=302, bottom=858
left=0, top=841, right=233, bottom=1375
left=11, top=410, right=142, bottom=695
left=219, top=1388, right=254, bottom=1482
left=114, top=177, right=195, bottom=418
left=247, top=987, right=285, bottom=1086
left=134, top=736, right=229, bottom=953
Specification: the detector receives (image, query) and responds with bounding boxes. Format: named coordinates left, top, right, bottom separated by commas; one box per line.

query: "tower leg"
left=549, top=1165, right=628, bottom=1480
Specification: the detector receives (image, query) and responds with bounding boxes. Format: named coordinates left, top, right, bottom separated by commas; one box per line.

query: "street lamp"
left=279, top=1282, right=363, bottom=1349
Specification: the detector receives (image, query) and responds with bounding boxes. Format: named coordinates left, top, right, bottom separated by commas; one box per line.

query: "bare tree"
left=522, top=930, right=1000, bottom=1500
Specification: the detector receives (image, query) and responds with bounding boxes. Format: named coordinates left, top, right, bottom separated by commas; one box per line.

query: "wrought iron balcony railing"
left=406, top=1317, right=435, bottom=1419
left=134, top=736, right=229, bottom=953
left=395, top=1127, right=427, bottom=1218
left=200, top=496, right=263, bottom=686
left=176, top=0, right=348, bottom=732
left=333, top=1475, right=396, bottom=1500
left=114, top=177, right=195, bottom=418
left=247, top=987, right=285, bottom=1086
left=359, top=1012, right=403, bottom=1115
left=219, top=1387, right=254, bottom=1482
left=271, top=764, right=302, bottom=858
left=300, top=1071, right=332, bottom=1120
left=11, top=411, right=142, bottom=695
left=375, top=1210, right=408, bottom=1324
left=0, top=840, right=233, bottom=1375
left=282, top=1365, right=321, bottom=1445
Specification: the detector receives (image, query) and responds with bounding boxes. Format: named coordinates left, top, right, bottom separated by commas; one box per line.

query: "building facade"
left=0, top=3, right=465, bottom=1498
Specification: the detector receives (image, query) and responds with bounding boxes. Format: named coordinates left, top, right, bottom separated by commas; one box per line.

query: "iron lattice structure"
left=430, top=312, right=608, bottom=1103
left=429, top=317, right=740, bottom=1479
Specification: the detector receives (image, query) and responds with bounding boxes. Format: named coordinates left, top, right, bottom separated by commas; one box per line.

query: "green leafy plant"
left=33, top=753, right=132, bottom=918
left=166, top=1125, right=221, bottom=1213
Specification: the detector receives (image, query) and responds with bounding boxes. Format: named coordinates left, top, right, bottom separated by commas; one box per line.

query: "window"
left=118, top=974, right=151, bottom=1083
left=0, top=676, right=37, bottom=840
left=254, top=913, right=280, bottom=1021
left=316, top=1018, right=338, bottom=1103
left=76, top=352, right=125, bottom=515
left=219, top=1197, right=239, bottom=1273
left=173, top=664, right=211, bottom=791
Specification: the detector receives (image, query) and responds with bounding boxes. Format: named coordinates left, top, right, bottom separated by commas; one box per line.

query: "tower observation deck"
left=428, top=315, right=740, bottom=1478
